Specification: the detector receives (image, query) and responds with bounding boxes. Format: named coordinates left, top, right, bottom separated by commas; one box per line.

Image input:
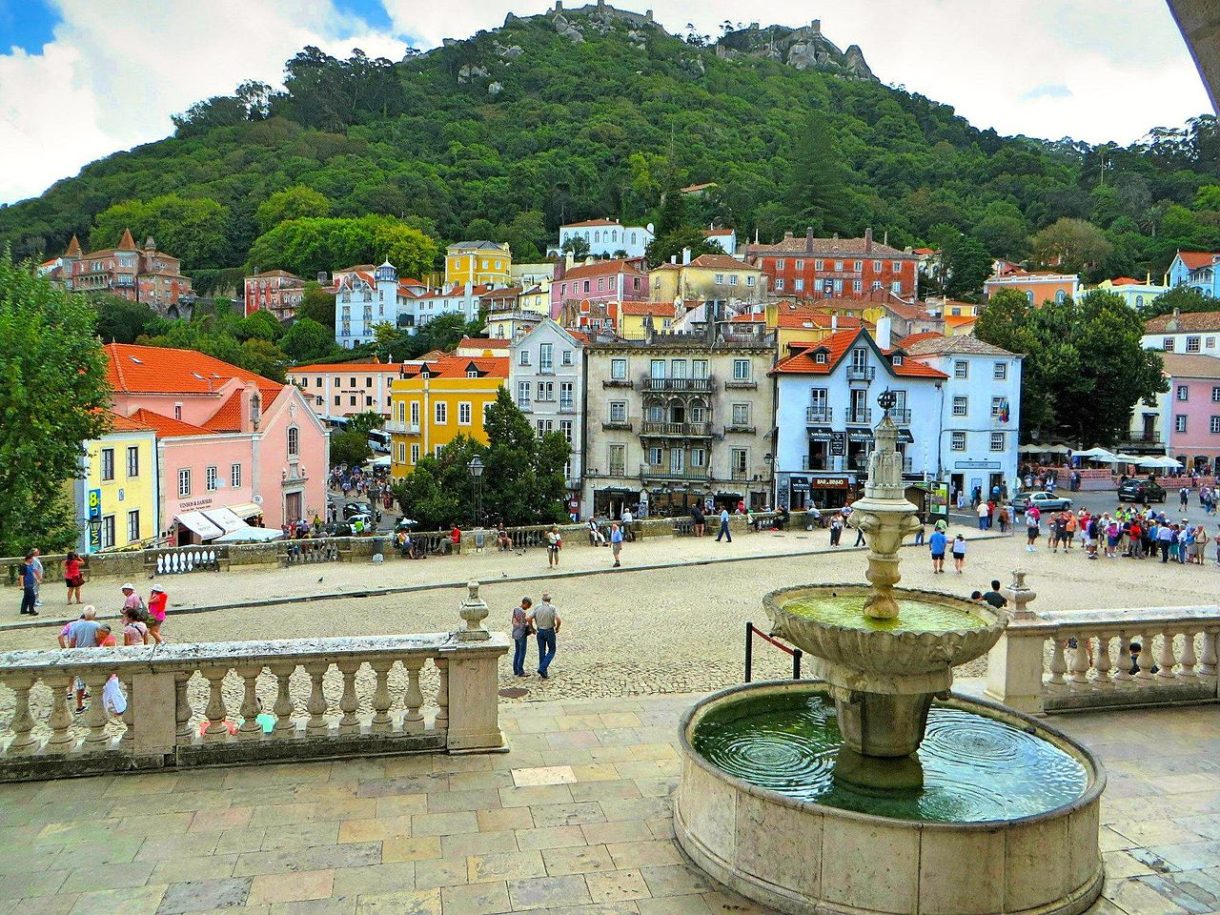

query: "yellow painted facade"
left=519, top=284, right=550, bottom=315
left=648, top=259, right=762, bottom=303
left=618, top=307, right=674, bottom=341
left=444, top=242, right=512, bottom=287
left=389, top=372, right=507, bottom=479
left=77, top=427, right=159, bottom=553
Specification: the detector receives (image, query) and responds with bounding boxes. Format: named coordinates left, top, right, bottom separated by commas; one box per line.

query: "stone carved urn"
left=457, top=580, right=491, bottom=641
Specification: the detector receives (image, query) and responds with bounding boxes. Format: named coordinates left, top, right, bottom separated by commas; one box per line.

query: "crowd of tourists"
left=1020, top=504, right=1217, bottom=564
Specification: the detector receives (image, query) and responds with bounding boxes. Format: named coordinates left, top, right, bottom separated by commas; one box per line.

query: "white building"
left=413, top=282, right=494, bottom=328
left=1092, top=277, right=1168, bottom=310
left=509, top=320, right=587, bottom=510
left=702, top=226, right=738, bottom=257
left=334, top=261, right=402, bottom=348
left=1141, top=310, right=1220, bottom=356
left=558, top=219, right=654, bottom=259
left=772, top=325, right=947, bottom=510
left=902, top=336, right=1023, bottom=500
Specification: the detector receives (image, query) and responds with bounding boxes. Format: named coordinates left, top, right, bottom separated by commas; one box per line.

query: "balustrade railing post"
left=1179, top=630, right=1198, bottom=677
left=46, top=672, right=75, bottom=752
left=1114, top=635, right=1133, bottom=683
left=119, top=672, right=136, bottom=751
left=338, top=661, right=360, bottom=734
left=1068, top=635, right=1091, bottom=686
left=1048, top=638, right=1067, bottom=686
left=1093, top=633, right=1114, bottom=688
left=202, top=668, right=231, bottom=742
left=1200, top=629, right=1218, bottom=677
left=1135, top=633, right=1157, bottom=680
left=434, top=659, right=449, bottom=733
left=7, top=673, right=38, bottom=755
left=370, top=660, right=394, bottom=733
left=81, top=669, right=113, bottom=748
left=404, top=659, right=425, bottom=734
left=305, top=662, right=329, bottom=735
left=237, top=666, right=263, bottom=739
left=174, top=672, right=194, bottom=743
left=1157, top=629, right=1177, bottom=679
left=271, top=663, right=296, bottom=736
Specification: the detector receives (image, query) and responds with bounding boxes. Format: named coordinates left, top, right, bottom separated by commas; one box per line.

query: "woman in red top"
left=147, top=585, right=168, bottom=644
left=64, top=551, right=84, bottom=605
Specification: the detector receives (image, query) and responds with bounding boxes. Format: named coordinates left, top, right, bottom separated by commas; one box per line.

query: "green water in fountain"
left=783, top=594, right=989, bottom=632
left=692, top=691, right=1087, bottom=823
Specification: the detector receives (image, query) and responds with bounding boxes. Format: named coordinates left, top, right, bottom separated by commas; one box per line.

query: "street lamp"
left=764, top=452, right=774, bottom=510
left=85, top=516, right=103, bottom=553
left=468, top=456, right=484, bottom=528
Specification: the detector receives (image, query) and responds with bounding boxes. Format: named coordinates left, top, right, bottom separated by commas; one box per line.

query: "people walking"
left=528, top=592, right=561, bottom=679
left=929, top=527, right=947, bottom=574
left=715, top=507, right=732, bottom=543
left=31, top=548, right=44, bottom=607
left=952, top=534, right=967, bottom=574
left=546, top=525, right=562, bottom=568
left=1025, top=506, right=1040, bottom=552
left=829, top=515, right=843, bottom=547
left=147, top=585, right=168, bottom=644
left=610, top=522, right=624, bottom=567
left=511, top=597, right=532, bottom=677
left=977, top=501, right=989, bottom=531
left=63, top=551, right=84, bottom=605
left=691, top=504, right=705, bottom=538
left=18, top=551, right=39, bottom=616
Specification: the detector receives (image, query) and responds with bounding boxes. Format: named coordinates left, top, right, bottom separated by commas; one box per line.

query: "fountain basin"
left=674, top=681, right=1105, bottom=915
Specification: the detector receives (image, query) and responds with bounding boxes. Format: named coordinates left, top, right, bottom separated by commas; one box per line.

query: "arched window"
left=287, top=426, right=299, bottom=458
left=1026, top=291, right=1034, bottom=304
left=1136, top=295, right=1144, bottom=307
left=1055, top=290, right=1066, bottom=304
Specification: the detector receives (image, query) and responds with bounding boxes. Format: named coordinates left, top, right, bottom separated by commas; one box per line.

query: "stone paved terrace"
left=1, top=692, right=1218, bottom=915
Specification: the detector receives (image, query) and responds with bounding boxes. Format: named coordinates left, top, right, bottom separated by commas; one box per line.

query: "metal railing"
left=602, top=420, right=633, bottom=431
left=638, top=464, right=711, bottom=482
left=640, top=421, right=712, bottom=437
left=846, top=408, right=873, bottom=424
left=639, top=376, right=714, bottom=393
left=846, top=365, right=875, bottom=382
left=806, top=406, right=833, bottom=423
left=744, top=621, right=803, bottom=682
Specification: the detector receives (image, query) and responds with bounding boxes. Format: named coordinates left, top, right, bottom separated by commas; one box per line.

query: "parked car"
left=1117, top=479, right=1167, bottom=503
left=1011, top=491, right=1073, bottom=513
left=343, top=501, right=374, bottom=519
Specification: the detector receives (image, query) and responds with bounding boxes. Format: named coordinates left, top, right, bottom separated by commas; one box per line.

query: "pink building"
left=1162, top=353, right=1220, bottom=474
left=550, top=259, right=648, bottom=319
left=105, top=344, right=329, bottom=542
left=244, top=269, right=306, bottom=320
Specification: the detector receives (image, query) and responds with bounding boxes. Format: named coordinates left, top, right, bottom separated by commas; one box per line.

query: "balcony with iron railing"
left=846, top=408, right=873, bottom=425
left=639, top=464, right=711, bottom=482
left=801, top=455, right=835, bottom=471
left=559, top=400, right=576, bottom=413
left=724, top=377, right=758, bottom=390
left=846, top=365, right=875, bottom=383
left=723, top=424, right=757, bottom=434
left=1120, top=431, right=1162, bottom=444
left=639, top=376, right=715, bottom=393
left=602, top=419, right=633, bottom=431
left=640, top=421, right=712, bottom=438
left=602, top=378, right=634, bottom=389
left=890, top=409, right=911, bottom=425
left=385, top=421, right=420, bottom=435
left=806, top=406, right=834, bottom=424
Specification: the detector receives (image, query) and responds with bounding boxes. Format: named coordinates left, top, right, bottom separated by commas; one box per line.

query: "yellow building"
left=445, top=240, right=512, bottom=287
left=388, top=355, right=509, bottom=478
left=618, top=301, right=676, bottom=340
left=72, top=413, right=160, bottom=553
left=518, top=284, right=550, bottom=315
left=649, top=254, right=763, bottom=303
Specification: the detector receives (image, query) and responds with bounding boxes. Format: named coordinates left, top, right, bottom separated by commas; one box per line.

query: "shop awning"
left=200, top=507, right=247, bottom=535
left=174, top=511, right=225, bottom=541
left=807, top=427, right=833, bottom=437
left=226, top=502, right=263, bottom=520
left=897, top=429, right=914, bottom=443
left=847, top=430, right=874, bottom=441
left=214, top=527, right=284, bottom=543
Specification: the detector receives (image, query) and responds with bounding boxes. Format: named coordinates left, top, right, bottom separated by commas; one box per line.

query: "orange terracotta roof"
left=1110, top=276, right=1142, bottom=286
left=105, top=343, right=282, bottom=404
left=117, top=228, right=137, bottom=250
left=288, top=361, right=400, bottom=373
left=1177, top=251, right=1220, bottom=270
left=772, top=329, right=946, bottom=379
left=896, top=331, right=944, bottom=349
left=106, top=411, right=153, bottom=432
left=458, top=336, right=510, bottom=349
left=776, top=312, right=866, bottom=331
left=1144, top=312, right=1220, bottom=333
left=882, top=351, right=950, bottom=378
left=944, top=315, right=977, bottom=327
left=619, top=301, right=671, bottom=316
left=402, top=356, right=508, bottom=379
left=127, top=408, right=213, bottom=438
left=65, top=234, right=82, bottom=257
left=687, top=254, right=757, bottom=270
left=703, top=227, right=734, bottom=236
left=203, top=391, right=243, bottom=432
left=563, top=218, right=620, bottom=228
left=568, top=330, right=590, bottom=344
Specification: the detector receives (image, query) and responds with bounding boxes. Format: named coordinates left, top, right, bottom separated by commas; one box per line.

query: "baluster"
left=119, top=673, right=135, bottom=752
left=1199, top=629, right=1218, bottom=677
left=237, top=666, right=263, bottom=739
left=338, top=661, right=360, bottom=734
left=305, top=662, right=329, bottom=735
left=156, top=555, right=164, bottom=575
left=46, top=672, right=76, bottom=752
left=1135, top=633, right=1157, bottom=680
left=174, top=672, right=194, bottom=743
left=272, top=663, right=296, bottom=737
left=6, top=673, right=39, bottom=755
left=403, top=658, right=425, bottom=734
left=202, top=668, right=231, bottom=741
left=434, top=658, right=449, bottom=732
left=370, top=660, right=394, bottom=733
left=1048, top=638, right=1067, bottom=685
left=1092, top=632, right=1114, bottom=688
left=1068, top=634, right=1091, bottom=686
left=1179, top=629, right=1198, bottom=677
left=81, top=669, right=113, bottom=749
left=1114, top=635, right=1133, bottom=682
left=1157, top=629, right=1177, bottom=679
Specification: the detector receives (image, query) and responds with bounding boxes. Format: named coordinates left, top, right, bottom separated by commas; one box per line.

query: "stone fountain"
left=673, top=393, right=1106, bottom=915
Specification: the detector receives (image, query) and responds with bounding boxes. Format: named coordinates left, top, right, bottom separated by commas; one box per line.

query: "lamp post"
left=764, top=452, right=774, bottom=510
left=468, top=456, right=484, bottom=528
left=85, top=516, right=103, bottom=554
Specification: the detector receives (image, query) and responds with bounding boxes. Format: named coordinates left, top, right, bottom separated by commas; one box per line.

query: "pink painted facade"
left=550, top=259, right=648, bottom=319
left=105, top=344, right=329, bottom=541
left=1163, top=354, right=1220, bottom=472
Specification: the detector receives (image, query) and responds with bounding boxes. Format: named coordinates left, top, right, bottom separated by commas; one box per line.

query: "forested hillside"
left=1, top=6, right=1217, bottom=292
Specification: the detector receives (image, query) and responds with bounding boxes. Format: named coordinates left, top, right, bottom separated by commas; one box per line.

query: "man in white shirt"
left=715, top=507, right=732, bottom=543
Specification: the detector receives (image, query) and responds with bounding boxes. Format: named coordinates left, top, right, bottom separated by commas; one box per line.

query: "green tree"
left=0, top=252, right=112, bottom=554
left=281, top=317, right=338, bottom=361
left=1029, top=218, right=1112, bottom=273
left=941, top=233, right=992, bottom=298
left=298, top=282, right=336, bottom=329
left=255, top=185, right=332, bottom=234
left=347, top=411, right=385, bottom=436
left=560, top=235, right=590, bottom=259
left=92, top=294, right=168, bottom=343
left=235, top=309, right=283, bottom=341
left=330, top=430, right=372, bottom=467
left=91, top=194, right=231, bottom=269
left=237, top=338, right=288, bottom=381
left=246, top=216, right=438, bottom=279
left=1140, top=285, right=1215, bottom=317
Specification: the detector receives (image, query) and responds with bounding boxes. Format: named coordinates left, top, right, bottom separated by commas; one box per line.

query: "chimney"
left=864, top=227, right=873, bottom=254
left=806, top=226, right=815, bottom=252
left=682, top=247, right=692, bottom=265
left=465, top=280, right=473, bottom=298
left=876, top=316, right=892, bottom=350
left=670, top=255, right=677, bottom=264
left=831, top=314, right=838, bottom=332
left=783, top=230, right=794, bottom=240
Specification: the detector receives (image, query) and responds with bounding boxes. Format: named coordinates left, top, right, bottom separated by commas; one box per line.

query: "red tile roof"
left=619, top=301, right=671, bottom=316
left=401, top=356, right=509, bottom=380
left=105, top=344, right=281, bottom=402
left=703, top=227, right=734, bottom=236
left=127, top=408, right=213, bottom=438
left=204, top=391, right=244, bottom=432
left=1110, top=276, right=1142, bottom=286
left=1176, top=251, right=1220, bottom=270
left=563, top=218, right=620, bottom=228
left=458, top=337, right=510, bottom=349
left=686, top=254, right=758, bottom=271
left=1144, top=312, right=1220, bottom=333
left=776, top=312, right=866, bottom=331
left=772, top=329, right=946, bottom=379
left=896, top=331, right=943, bottom=349
left=106, top=411, right=153, bottom=432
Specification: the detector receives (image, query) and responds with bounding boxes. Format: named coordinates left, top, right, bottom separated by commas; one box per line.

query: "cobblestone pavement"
left=0, top=694, right=1215, bottom=914
left=5, top=526, right=1219, bottom=705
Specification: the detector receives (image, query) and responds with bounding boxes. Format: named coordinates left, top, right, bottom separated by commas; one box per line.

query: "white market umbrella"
left=1074, top=447, right=1115, bottom=461
left=1111, top=453, right=1143, bottom=464
left=1138, top=456, right=1182, bottom=470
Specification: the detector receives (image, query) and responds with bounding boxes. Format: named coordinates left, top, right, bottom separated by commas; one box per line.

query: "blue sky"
left=0, top=0, right=1213, bottom=205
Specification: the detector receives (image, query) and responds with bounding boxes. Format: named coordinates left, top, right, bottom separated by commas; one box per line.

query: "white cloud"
left=0, top=0, right=405, bottom=204
left=1, top=0, right=1213, bottom=205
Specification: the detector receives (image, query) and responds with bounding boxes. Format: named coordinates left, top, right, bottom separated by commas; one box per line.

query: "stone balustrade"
left=0, top=583, right=508, bottom=782
left=986, top=604, right=1220, bottom=715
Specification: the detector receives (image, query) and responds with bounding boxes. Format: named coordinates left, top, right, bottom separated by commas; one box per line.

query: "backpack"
left=132, top=597, right=150, bottom=624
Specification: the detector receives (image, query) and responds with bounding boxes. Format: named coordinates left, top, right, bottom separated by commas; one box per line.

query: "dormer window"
left=892, top=354, right=903, bottom=366
left=814, top=352, right=828, bottom=364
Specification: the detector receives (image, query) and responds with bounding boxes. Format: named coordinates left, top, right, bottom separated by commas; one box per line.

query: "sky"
left=0, top=0, right=1212, bottom=205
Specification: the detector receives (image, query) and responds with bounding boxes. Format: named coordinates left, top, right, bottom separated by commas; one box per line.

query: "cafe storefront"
left=786, top=472, right=858, bottom=511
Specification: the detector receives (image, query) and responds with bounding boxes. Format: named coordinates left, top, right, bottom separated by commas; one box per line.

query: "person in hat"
left=120, top=582, right=142, bottom=613
left=147, top=585, right=168, bottom=644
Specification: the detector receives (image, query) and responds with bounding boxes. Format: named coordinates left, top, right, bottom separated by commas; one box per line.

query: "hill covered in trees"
left=1, top=4, right=1217, bottom=293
